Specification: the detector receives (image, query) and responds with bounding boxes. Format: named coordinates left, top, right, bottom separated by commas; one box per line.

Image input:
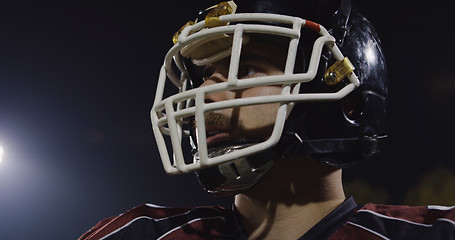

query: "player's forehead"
left=242, top=37, right=287, bottom=64
left=213, top=35, right=289, bottom=68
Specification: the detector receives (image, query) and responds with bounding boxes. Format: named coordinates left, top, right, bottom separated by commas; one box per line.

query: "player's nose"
left=199, top=65, right=234, bottom=103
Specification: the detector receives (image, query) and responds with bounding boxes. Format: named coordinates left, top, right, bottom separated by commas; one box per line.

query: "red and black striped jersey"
left=79, top=197, right=455, bottom=240
left=329, top=202, right=455, bottom=239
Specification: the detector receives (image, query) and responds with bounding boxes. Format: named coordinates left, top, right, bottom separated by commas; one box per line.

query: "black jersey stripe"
left=99, top=216, right=154, bottom=240
left=157, top=216, right=226, bottom=240
left=350, top=209, right=438, bottom=239
left=98, top=207, right=227, bottom=239
left=348, top=222, right=390, bottom=240
left=356, top=210, right=432, bottom=227
left=437, top=218, right=455, bottom=226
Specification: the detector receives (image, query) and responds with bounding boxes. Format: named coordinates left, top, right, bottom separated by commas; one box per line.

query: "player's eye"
left=237, top=65, right=266, bottom=79
left=202, top=65, right=215, bottom=82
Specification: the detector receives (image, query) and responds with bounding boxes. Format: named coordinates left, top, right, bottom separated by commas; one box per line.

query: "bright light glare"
left=0, top=146, right=4, bottom=164
left=365, top=46, right=376, bottom=64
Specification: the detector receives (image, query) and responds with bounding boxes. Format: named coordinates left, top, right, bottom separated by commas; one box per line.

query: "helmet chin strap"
left=192, top=124, right=386, bottom=196
left=192, top=129, right=331, bottom=197
left=193, top=141, right=275, bottom=197
left=275, top=127, right=388, bottom=168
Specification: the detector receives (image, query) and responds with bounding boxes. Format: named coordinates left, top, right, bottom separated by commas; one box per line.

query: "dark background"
left=0, top=1, right=454, bottom=239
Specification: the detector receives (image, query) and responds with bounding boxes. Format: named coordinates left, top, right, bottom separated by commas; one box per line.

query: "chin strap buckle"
left=361, top=134, right=387, bottom=157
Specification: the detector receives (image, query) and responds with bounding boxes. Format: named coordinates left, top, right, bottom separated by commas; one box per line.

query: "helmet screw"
left=323, top=57, right=355, bottom=86
left=325, top=72, right=338, bottom=85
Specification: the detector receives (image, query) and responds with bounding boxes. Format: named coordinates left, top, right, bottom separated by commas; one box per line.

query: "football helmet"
left=151, top=0, right=388, bottom=196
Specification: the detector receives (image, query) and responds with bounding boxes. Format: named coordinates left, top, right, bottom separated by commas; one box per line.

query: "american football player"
left=79, top=0, right=455, bottom=239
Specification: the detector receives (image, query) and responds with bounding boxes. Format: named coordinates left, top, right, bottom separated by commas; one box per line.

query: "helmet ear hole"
left=342, top=90, right=362, bottom=123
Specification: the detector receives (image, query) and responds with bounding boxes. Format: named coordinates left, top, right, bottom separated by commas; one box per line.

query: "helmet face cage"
left=151, top=10, right=359, bottom=175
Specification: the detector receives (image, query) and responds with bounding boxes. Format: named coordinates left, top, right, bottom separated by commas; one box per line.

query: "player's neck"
left=234, top=156, right=345, bottom=240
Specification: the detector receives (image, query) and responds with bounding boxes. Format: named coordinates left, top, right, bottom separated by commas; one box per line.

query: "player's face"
left=197, top=40, right=288, bottom=147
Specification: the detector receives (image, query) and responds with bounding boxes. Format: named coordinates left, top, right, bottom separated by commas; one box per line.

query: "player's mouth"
left=193, top=112, right=245, bottom=149
left=205, top=126, right=235, bottom=146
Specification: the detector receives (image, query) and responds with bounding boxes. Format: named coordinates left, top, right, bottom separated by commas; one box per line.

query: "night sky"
left=0, top=2, right=454, bottom=239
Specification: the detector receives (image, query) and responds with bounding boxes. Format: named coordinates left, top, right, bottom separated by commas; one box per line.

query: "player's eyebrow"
left=239, top=47, right=287, bottom=69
